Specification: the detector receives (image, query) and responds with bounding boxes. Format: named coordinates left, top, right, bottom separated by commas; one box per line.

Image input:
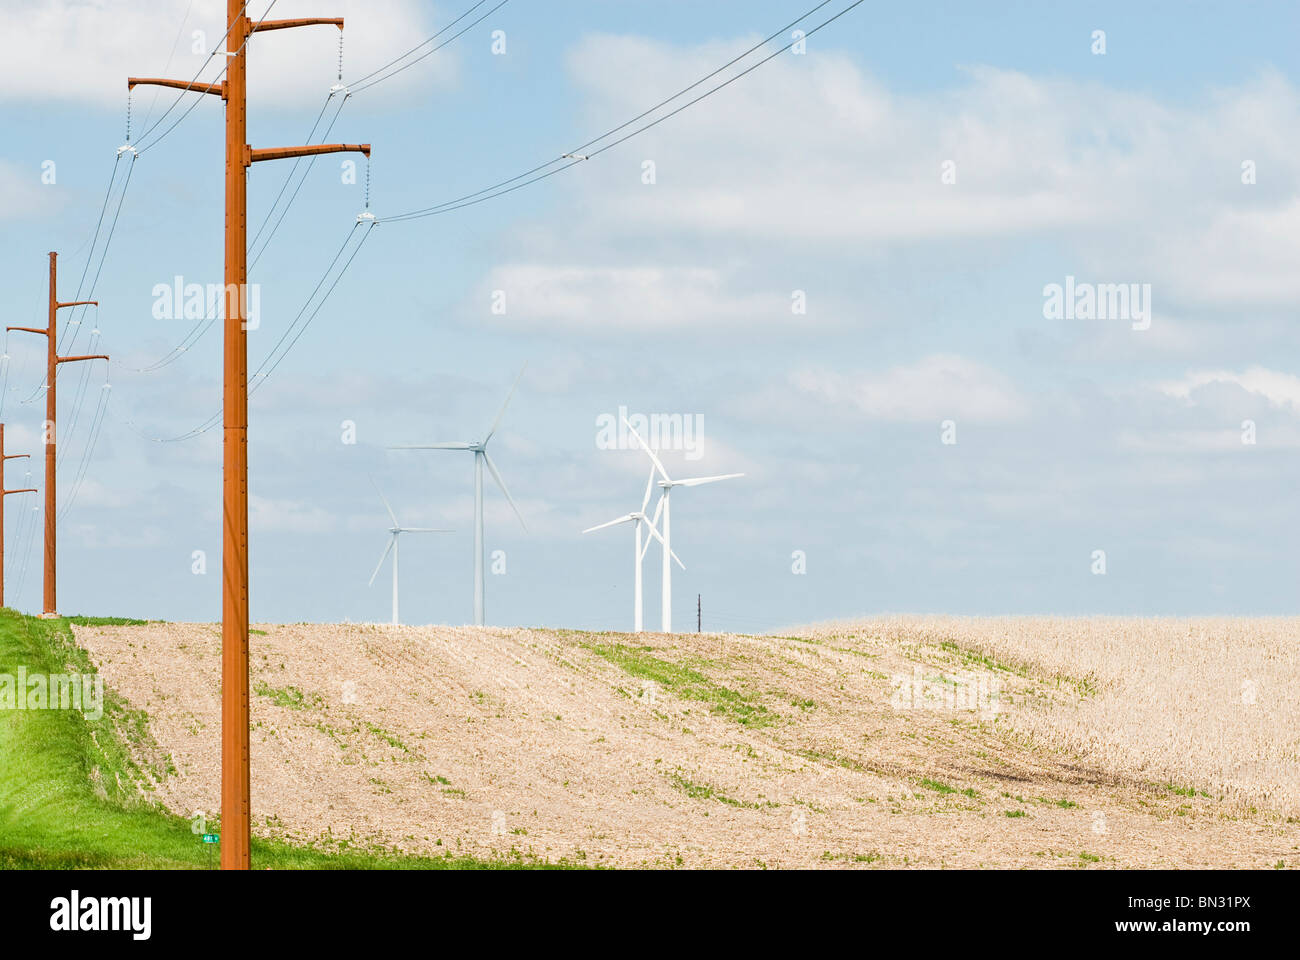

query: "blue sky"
left=0, top=0, right=1297, bottom=630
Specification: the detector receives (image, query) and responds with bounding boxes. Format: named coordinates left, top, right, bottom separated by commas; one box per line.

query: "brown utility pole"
left=7, top=252, right=107, bottom=618
left=130, top=4, right=370, bottom=870
left=0, top=424, right=37, bottom=608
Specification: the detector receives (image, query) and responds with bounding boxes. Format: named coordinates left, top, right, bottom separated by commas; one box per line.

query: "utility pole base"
left=39, top=612, right=60, bottom=619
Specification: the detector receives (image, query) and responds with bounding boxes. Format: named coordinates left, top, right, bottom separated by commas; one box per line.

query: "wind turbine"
left=583, top=466, right=683, bottom=632
left=623, top=415, right=743, bottom=633
left=390, top=369, right=528, bottom=626
left=367, top=483, right=451, bottom=625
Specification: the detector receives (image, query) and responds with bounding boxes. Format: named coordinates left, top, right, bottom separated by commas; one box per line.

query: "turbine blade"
left=640, top=465, right=656, bottom=514
left=368, top=536, right=395, bottom=586
left=675, top=473, right=745, bottom=487
left=483, top=450, right=528, bottom=532
left=400, top=527, right=454, bottom=533
left=583, top=513, right=636, bottom=534
left=642, top=517, right=686, bottom=570
left=484, top=364, right=526, bottom=444
left=389, top=442, right=473, bottom=450
left=621, top=415, right=671, bottom=483
left=370, top=477, right=399, bottom=528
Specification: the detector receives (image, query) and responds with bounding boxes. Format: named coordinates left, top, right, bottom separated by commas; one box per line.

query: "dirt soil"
left=73, top=621, right=1299, bottom=869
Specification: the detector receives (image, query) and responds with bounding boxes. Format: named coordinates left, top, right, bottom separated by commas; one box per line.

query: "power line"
left=117, top=221, right=371, bottom=443
left=132, top=0, right=259, bottom=148
left=250, top=220, right=375, bottom=389
left=347, top=0, right=506, bottom=94
left=135, top=0, right=283, bottom=155
left=60, top=382, right=112, bottom=521
left=136, top=0, right=198, bottom=134
left=56, top=154, right=123, bottom=354
left=247, top=94, right=336, bottom=254
left=381, top=0, right=865, bottom=224
left=58, top=325, right=103, bottom=472
left=249, top=92, right=350, bottom=270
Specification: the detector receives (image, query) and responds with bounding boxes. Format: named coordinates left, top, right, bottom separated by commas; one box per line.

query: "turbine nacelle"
left=619, top=414, right=743, bottom=633
left=387, top=367, right=529, bottom=625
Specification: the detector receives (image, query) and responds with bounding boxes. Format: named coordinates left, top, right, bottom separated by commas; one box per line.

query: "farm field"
left=63, top=615, right=1300, bottom=869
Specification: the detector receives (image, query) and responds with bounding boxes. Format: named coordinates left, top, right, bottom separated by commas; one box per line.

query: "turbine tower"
left=623, top=415, right=742, bottom=633
left=583, top=466, right=683, bottom=632
left=367, top=482, right=450, bottom=625
left=390, top=369, right=528, bottom=625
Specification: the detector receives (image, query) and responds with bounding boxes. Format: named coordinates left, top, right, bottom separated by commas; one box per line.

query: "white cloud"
left=1159, top=367, right=1300, bottom=415
left=250, top=493, right=334, bottom=533
left=791, top=354, right=1027, bottom=423
left=553, top=36, right=1299, bottom=310
left=0, top=160, right=64, bottom=221
left=481, top=263, right=795, bottom=333
left=4, top=0, right=455, bottom=107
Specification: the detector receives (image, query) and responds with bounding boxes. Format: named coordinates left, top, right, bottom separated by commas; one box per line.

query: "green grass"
left=0, top=609, right=574, bottom=869
left=917, top=777, right=978, bottom=798
left=253, top=680, right=321, bottom=711
left=65, top=615, right=153, bottom=627
left=583, top=642, right=777, bottom=727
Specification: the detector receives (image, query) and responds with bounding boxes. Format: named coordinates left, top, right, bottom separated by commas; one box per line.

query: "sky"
left=0, top=0, right=1297, bottom=631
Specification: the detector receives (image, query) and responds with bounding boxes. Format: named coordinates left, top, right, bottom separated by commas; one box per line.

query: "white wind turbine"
left=390, top=369, right=528, bottom=626
left=583, top=466, right=683, bottom=632
left=623, top=415, right=743, bottom=633
left=367, top=483, right=451, bottom=625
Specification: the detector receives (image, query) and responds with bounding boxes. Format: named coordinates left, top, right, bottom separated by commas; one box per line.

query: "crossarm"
left=2, top=454, right=30, bottom=461
left=6, top=327, right=47, bottom=337
left=252, top=18, right=344, bottom=33
left=57, top=300, right=98, bottom=310
left=57, top=355, right=110, bottom=364
left=248, top=143, right=371, bottom=163
left=2, top=488, right=37, bottom=496
left=128, top=78, right=226, bottom=97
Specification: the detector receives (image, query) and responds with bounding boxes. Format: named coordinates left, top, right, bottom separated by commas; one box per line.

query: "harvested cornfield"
left=791, top=617, right=1300, bottom=817
left=72, top=618, right=1299, bottom=869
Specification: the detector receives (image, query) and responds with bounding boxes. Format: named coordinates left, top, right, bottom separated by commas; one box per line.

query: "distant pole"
left=0, top=424, right=36, bottom=608
left=7, top=252, right=107, bottom=617
left=697, top=593, right=701, bottom=633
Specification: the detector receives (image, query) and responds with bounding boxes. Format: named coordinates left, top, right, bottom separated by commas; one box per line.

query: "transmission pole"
left=7, top=252, right=107, bottom=618
left=129, top=4, right=371, bottom=870
left=0, top=424, right=36, bottom=609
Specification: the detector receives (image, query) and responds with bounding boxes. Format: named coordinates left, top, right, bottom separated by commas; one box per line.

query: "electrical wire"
left=55, top=154, right=121, bottom=355
left=132, top=0, right=258, bottom=148
left=117, top=222, right=370, bottom=443
left=246, top=94, right=335, bottom=253
left=65, top=155, right=134, bottom=360
left=11, top=471, right=39, bottom=605
left=347, top=0, right=505, bottom=94
left=135, top=0, right=282, bottom=156
left=57, top=325, right=103, bottom=471
left=137, top=0, right=198, bottom=135
left=249, top=92, right=350, bottom=270
left=249, top=220, right=374, bottom=390
left=381, top=0, right=865, bottom=223
left=60, top=382, right=112, bottom=521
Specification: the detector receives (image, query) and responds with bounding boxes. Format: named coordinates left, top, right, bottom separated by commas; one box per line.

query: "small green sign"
left=202, top=834, right=219, bottom=844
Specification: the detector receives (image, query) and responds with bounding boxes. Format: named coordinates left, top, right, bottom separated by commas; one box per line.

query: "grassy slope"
left=0, top=609, right=563, bottom=869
